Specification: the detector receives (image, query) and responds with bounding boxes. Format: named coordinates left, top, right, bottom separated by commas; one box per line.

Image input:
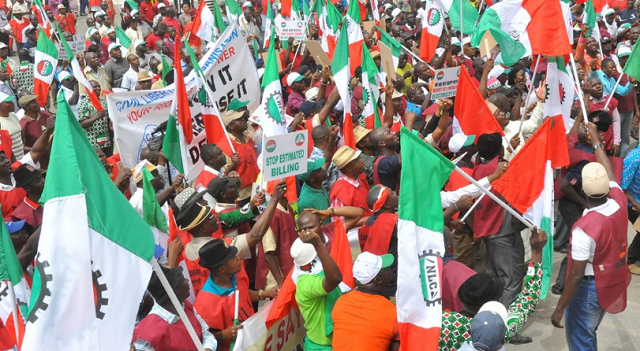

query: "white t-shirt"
left=571, top=181, right=621, bottom=276
left=0, top=113, right=24, bottom=159
left=121, top=67, right=145, bottom=91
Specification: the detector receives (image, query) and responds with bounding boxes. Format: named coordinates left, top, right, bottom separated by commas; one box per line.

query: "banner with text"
left=232, top=300, right=306, bottom=351
left=263, top=130, right=308, bottom=182
left=431, top=67, right=461, bottom=100
left=107, top=22, right=260, bottom=180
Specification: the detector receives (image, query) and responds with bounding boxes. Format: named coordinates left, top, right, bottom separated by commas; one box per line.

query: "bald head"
left=312, top=125, right=330, bottom=143
left=488, top=93, right=509, bottom=113
left=366, top=185, right=384, bottom=211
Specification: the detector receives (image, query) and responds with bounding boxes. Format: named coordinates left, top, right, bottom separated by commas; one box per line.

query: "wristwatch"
left=593, top=143, right=604, bottom=151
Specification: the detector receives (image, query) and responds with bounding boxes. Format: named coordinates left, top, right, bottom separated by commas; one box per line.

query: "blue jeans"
left=565, top=279, right=606, bottom=351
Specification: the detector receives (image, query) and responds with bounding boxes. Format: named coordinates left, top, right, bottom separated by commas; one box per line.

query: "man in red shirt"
left=330, top=146, right=372, bottom=217
left=11, top=163, right=44, bottom=229
left=6, top=8, right=30, bottom=50
left=162, top=6, right=182, bottom=37
left=56, top=4, right=77, bottom=35
left=146, top=22, right=167, bottom=51
left=138, top=0, right=156, bottom=25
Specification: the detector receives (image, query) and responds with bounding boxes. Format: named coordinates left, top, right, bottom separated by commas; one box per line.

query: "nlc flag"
left=22, top=94, right=155, bottom=350
left=397, top=127, right=454, bottom=351
left=492, top=116, right=569, bottom=300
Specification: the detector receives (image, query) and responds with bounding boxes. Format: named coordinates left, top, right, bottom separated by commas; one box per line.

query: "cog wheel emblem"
left=92, top=267, right=108, bottom=320
left=27, top=253, right=52, bottom=324
left=418, top=249, right=442, bottom=307
left=262, top=92, right=286, bottom=125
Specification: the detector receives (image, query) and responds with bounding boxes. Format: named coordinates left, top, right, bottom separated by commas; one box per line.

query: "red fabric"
left=146, top=32, right=165, bottom=50
left=568, top=187, right=631, bottom=314
left=280, top=0, right=292, bottom=17
left=576, top=0, right=608, bottom=12
left=454, top=67, right=505, bottom=138
left=0, top=130, right=12, bottom=160
left=330, top=218, right=355, bottom=288
left=522, top=0, right=572, bottom=57
left=0, top=187, right=26, bottom=219
left=265, top=269, right=297, bottom=329
left=266, top=176, right=298, bottom=204
left=11, top=197, right=43, bottom=228
left=174, top=36, right=193, bottom=144
left=566, top=133, right=623, bottom=184
left=183, top=22, right=202, bottom=49
left=492, top=116, right=569, bottom=213
left=444, top=166, right=472, bottom=192
left=589, top=95, right=618, bottom=153
left=217, top=204, right=251, bottom=238
left=185, top=256, right=209, bottom=297
left=194, top=267, right=254, bottom=351
left=56, top=13, right=76, bottom=35
left=255, top=203, right=298, bottom=289
left=132, top=301, right=203, bottom=351
left=139, top=1, right=156, bottom=22
left=194, top=168, right=218, bottom=190
left=202, top=113, right=234, bottom=157
left=230, top=137, right=259, bottom=190
left=472, top=158, right=503, bottom=239
left=329, top=173, right=373, bottom=216
left=359, top=213, right=397, bottom=254
left=162, top=17, right=182, bottom=37
left=442, top=260, right=476, bottom=312
left=8, top=19, right=30, bottom=43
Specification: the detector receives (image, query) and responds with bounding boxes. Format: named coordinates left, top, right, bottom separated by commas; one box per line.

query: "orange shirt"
left=331, top=290, right=400, bottom=351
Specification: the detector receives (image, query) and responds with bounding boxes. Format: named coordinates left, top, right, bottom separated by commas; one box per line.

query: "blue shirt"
left=622, top=146, right=640, bottom=207
left=201, top=274, right=237, bottom=296
left=590, top=70, right=634, bottom=97
left=619, top=8, right=640, bottom=24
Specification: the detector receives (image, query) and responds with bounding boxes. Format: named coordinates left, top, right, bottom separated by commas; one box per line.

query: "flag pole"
left=452, top=166, right=534, bottom=229
left=7, top=281, right=21, bottom=347
left=569, top=53, right=591, bottom=121
left=151, top=259, right=205, bottom=351
left=517, top=54, right=542, bottom=135
left=459, top=0, right=463, bottom=45
left=604, top=73, right=624, bottom=110
left=400, top=44, right=436, bottom=72
left=229, top=289, right=241, bottom=350
left=595, top=22, right=604, bottom=60
left=475, top=0, right=485, bottom=26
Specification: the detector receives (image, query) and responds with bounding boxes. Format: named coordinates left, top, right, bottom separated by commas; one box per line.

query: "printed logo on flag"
left=427, top=7, right=441, bottom=26
left=92, top=267, right=109, bottom=320
left=418, top=250, right=442, bottom=306
left=27, top=253, right=52, bottom=323
left=37, top=60, right=54, bottom=77
left=264, top=92, right=285, bottom=124
left=294, top=133, right=305, bottom=146
left=266, top=139, right=277, bottom=152
left=544, top=81, right=566, bottom=104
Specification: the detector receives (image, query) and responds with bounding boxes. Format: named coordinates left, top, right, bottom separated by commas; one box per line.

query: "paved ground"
left=506, top=225, right=640, bottom=351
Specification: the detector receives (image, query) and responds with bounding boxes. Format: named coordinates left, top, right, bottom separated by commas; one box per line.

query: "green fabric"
left=540, top=216, right=552, bottom=300
left=0, top=208, right=23, bottom=285
left=115, top=25, right=132, bottom=49
left=161, top=114, right=184, bottom=174
left=225, top=0, right=242, bottom=16
left=161, top=55, right=171, bottom=86
left=375, top=26, right=403, bottom=58
left=213, top=1, right=227, bottom=36
left=623, top=41, right=640, bottom=81
left=321, top=271, right=341, bottom=337
left=297, top=183, right=329, bottom=221
left=125, top=0, right=139, bottom=11
left=296, top=274, right=331, bottom=346
left=471, top=9, right=527, bottom=66
left=40, top=90, right=154, bottom=260
left=304, top=337, right=333, bottom=351
left=325, top=1, right=342, bottom=32
left=584, top=0, right=597, bottom=36
left=448, top=0, right=478, bottom=35
left=141, top=168, right=168, bottom=232
left=218, top=208, right=256, bottom=228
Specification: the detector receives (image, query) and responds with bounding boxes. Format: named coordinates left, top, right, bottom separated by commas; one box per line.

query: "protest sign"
left=263, top=131, right=308, bottom=182
left=378, top=42, right=395, bottom=84
left=72, top=34, right=85, bottom=54
left=431, top=67, right=461, bottom=100
left=278, top=20, right=305, bottom=40
left=304, top=40, right=331, bottom=67
left=232, top=301, right=305, bottom=351
left=107, top=22, right=260, bottom=181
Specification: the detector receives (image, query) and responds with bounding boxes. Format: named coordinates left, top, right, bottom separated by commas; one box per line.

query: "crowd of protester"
left=1, top=0, right=639, bottom=350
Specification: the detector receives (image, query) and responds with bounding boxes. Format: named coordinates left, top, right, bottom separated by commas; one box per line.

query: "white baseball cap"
left=157, top=2, right=166, bottom=8
left=391, top=8, right=401, bottom=18
left=0, top=92, right=15, bottom=103
left=134, top=40, right=147, bottom=48
left=448, top=133, right=476, bottom=154
left=58, top=71, right=71, bottom=81
left=0, top=42, right=8, bottom=49
left=290, top=238, right=317, bottom=266
left=243, top=1, right=253, bottom=7
left=108, top=43, right=122, bottom=53
left=582, top=162, right=610, bottom=198
left=353, top=252, right=394, bottom=285
left=286, top=72, right=304, bottom=86
left=618, top=46, right=633, bottom=58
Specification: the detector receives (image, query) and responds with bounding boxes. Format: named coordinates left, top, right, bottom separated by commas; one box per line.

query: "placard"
left=263, top=130, right=308, bottom=182
left=304, top=40, right=331, bottom=67
left=278, top=20, right=305, bottom=40
left=431, top=67, right=461, bottom=100
left=378, top=42, right=395, bottom=84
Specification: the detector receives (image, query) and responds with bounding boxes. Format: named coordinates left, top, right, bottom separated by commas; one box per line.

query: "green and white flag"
left=142, top=168, right=168, bottom=233
left=448, top=0, right=479, bottom=35
left=115, top=24, right=133, bottom=50
left=22, top=94, right=155, bottom=351
left=584, top=0, right=600, bottom=41
left=397, top=127, right=452, bottom=350
left=361, top=46, right=382, bottom=128
left=544, top=56, right=575, bottom=130
left=375, top=26, right=402, bottom=69
left=258, top=29, right=287, bottom=138
left=125, top=0, right=139, bottom=11
left=226, top=0, right=242, bottom=23
left=34, top=29, right=58, bottom=107
left=623, top=40, right=640, bottom=81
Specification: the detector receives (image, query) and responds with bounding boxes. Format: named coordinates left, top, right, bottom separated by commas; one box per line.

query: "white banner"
left=232, top=300, right=306, bottom=351
left=107, top=22, right=260, bottom=181
left=263, top=130, right=308, bottom=182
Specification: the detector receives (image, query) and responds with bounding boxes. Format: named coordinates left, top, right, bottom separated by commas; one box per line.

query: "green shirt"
left=298, top=183, right=329, bottom=214
left=296, top=274, right=331, bottom=346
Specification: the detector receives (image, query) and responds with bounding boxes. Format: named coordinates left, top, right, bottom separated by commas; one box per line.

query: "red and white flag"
left=419, top=0, right=453, bottom=63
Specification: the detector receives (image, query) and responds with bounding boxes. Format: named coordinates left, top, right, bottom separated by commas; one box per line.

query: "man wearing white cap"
left=613, top=46, right=638, bottom=157
left=291, top=210, right=343, bottom=351
left=238, top=1, right=259, bottom=48
left=58, top=71, right=80, bottom=116
left=0, top=92, right=23, bottom=158
left=153, top=2, right=167, bottom=27
left=56, top=4, right=77, bottom=35
left=602, top=8, right=618, bottom=39
left=552, top=123, right=631, bottom=351
left=104, top=43, right=130, bottom=88
left=332, top=252, right=400, bottom=351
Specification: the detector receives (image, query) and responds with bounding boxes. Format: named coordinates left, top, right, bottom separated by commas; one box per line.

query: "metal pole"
left=569, top=53, right=591, bottom=121
left=459, top=193, right=485, bottom=222
left=151, top=259, right=205, bottom=351
left=459, top=0, right=463, bottom=44
left=517, top=55, right=542, bottom=135
left=604, top=73, right=624, bottom=110
left=7, top=281, right=21, bottom=347
left=453, top=166, right=534, bottom=229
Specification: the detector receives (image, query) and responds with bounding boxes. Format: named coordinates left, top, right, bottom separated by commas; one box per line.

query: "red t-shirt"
left=139, top=1, right=156, bottom=22
left=56, top=13, right=76, bottom=35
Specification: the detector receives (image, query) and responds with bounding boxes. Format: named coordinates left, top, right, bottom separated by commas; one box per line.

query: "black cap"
left=477, top=133, right=502, bottom=160
left=198, top=239, right=238, bottom=269
left=587, top=110, right=613, bottom=132
left=147, top=265, right=184, bottom=304
left=300, top=100, right=322, bottom=118
left=14, top=163, right=42, bottom=188
left=458, top=273, right=504, bottom=309
left=207, top=176, right=240, bottom=199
